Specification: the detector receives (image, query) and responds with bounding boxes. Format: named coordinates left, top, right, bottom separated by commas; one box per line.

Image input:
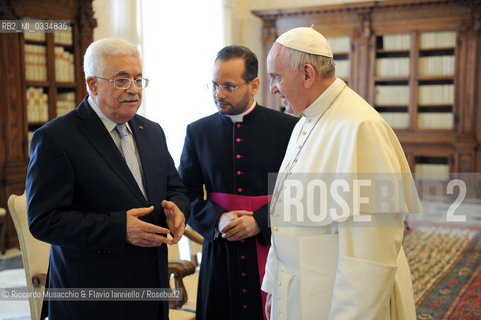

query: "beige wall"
left=92, top=0, right=139, bottom=44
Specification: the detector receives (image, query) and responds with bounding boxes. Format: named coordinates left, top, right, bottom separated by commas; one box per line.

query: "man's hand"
left=218, top=211, right=243, bottom=234
left=126, top=206, right=171, bottom=247
left=162, top=200, right=186, bottom=244
left=266, top=293, right=272, bottom=319
left=218, top=210, right=260, bottom=241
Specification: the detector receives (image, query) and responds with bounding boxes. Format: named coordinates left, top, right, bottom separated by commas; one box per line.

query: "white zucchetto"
left=276, top=27, right=333, bottom=58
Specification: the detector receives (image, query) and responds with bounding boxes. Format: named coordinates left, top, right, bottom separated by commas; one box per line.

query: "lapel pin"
left=139, top=125, right=144, bottom=130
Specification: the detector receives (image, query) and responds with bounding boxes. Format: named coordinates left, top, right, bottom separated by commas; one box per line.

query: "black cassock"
left=179, top=105, right=298, bottom=320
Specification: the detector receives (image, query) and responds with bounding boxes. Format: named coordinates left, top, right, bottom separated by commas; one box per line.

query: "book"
left=375, top=85, right=410, bottom=105
left=335, top=60, right=350, bottom=79
left=418, top=84, right=454, bottom=105
left=417, top=112, right=454, bottom=129
left=54, top=46, right=75, bottom=82
left=414, top=163, right=449, bottom=181
left=379, top=112, right=410, bottom=129
left=418, top=56, right=455, bottom=76
left=57, top=92, right=76, bottom=116
left=420, top=31, right=456, bottom=49
left=26, top=87, right=48, bottom=123
left=24, top=44, right=47, bottom=81
left=376, top=57, right=410, bottom=77
left=383, top=33, right=411, bottom=50
left=327, top=37, right=350, bottom=53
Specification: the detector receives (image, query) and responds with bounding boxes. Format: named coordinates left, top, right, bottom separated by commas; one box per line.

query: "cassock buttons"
left=243, top=305, right=248, bottom=309
left=237, top=188, right=243, bottom=193
left=240, top=255, right=246, bottom=260
left=236, top=154, right=242, bottom=159
left=236, top=124, right=242, bottom=128
left=242, top=289, right=247, bottom=293
left=236, top=171, right=242, bottom=176
left=240, top=240, right=245, bottom=243
left=236, top=138, right=242, bottom=143
left=241, top=272, right=246, bottom=277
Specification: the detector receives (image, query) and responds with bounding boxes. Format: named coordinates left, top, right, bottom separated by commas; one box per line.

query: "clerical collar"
left=302, top=77, right=346, bottom=119
left=88, top=96, right=132, bottom=133
left=225, top=100, right=257, bottom=123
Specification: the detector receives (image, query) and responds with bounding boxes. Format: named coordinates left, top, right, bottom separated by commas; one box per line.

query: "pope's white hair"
left=83, top=38, right=140, bottom=95
left=279, top=44, right=335, bottom=79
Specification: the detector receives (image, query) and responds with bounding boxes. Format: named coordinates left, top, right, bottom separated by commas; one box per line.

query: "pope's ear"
left=302, top=64, right=316, bottom=89
left=86, top=77, right=98, bottom=95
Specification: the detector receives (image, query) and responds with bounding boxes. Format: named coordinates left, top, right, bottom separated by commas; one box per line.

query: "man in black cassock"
left=179, top=45, right=298, bottom=320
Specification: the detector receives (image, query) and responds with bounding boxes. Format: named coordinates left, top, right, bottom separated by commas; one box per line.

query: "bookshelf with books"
left=373, top=33, right=411, bottom=130
left=253, top=0, right=481, bottom=184
left=416, top=31, right=456, bottom=131
left=0, top=0, right=96, bottom=250
left=328, top=36, right=351, bottom=83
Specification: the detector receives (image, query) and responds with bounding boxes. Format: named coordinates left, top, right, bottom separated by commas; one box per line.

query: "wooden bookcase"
left=0, top=0, right=96, bottom=250
left=252, top=0, right=481, bottom=183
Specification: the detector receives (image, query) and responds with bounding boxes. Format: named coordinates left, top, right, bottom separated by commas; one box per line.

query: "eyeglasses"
left=209, top=82, right=247, bottom=93
left=95, top=76, right=149, bottom=89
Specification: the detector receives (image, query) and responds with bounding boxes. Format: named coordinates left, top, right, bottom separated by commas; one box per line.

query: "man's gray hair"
left=83, top=38, right=140, bottom=80
left=279, top=45, right=335, bottom=79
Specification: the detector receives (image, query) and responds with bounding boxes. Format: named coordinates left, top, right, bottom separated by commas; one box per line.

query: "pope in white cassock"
left=262, top=27, right=422, bottom=319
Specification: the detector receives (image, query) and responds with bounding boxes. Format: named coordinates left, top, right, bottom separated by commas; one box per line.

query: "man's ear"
left=249, top=77, right=260, bottom=96
left=302, top=64, right=317, bottom=89
left=86, top=77, right=98, bottom=95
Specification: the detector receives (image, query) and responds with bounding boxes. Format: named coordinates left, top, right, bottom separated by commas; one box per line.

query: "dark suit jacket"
left=26, top=97, right=190, bottom=320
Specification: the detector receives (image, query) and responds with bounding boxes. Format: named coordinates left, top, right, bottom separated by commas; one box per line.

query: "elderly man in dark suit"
left=26, top=38, right=189, bottom=320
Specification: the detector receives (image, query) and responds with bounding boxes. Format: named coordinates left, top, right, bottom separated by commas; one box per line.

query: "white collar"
left=88, top=96, right=132, bottom=133
left=302, top=78, right=345, bottom=119
left=225, top=100, right=257, bottom=123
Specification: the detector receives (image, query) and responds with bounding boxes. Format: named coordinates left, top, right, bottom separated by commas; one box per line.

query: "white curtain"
left=139, top=0, right=225, bottom=166
left=138, top=0, right=224, bottom=259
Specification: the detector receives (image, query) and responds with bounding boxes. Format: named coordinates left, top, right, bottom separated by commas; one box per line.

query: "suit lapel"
left=75, top=99, right=148, bottom=205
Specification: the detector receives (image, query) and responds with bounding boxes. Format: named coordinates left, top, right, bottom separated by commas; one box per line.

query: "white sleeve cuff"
left=261, top=243, right=276, bottom=294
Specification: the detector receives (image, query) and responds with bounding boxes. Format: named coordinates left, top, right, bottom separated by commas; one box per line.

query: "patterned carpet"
left=0, top=255, right=22, bottom=272
left=404, top=221, right=481, bottom=319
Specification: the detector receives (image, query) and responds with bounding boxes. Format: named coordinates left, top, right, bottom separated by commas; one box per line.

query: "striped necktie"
left=115, top=124, right=146, bottom=198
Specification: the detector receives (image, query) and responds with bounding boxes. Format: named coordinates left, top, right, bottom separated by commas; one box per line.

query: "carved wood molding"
left=261, top=17, right=277, bottom=46
left=79, top=0, right=97, bottom=35
left=252, top=0, right=479, bottom=20
left=354, top=8, right=372, bottom=40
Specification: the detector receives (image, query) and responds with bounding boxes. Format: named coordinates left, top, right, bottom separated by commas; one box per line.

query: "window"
left=139, top=0, right=224, bottom=166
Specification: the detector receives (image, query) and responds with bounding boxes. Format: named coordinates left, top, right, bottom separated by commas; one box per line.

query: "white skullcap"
left=276, top=27, right=333, bottom=58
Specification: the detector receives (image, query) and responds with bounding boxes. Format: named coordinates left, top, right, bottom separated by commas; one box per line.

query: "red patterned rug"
left=404, top=220, right=481, bottom=319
